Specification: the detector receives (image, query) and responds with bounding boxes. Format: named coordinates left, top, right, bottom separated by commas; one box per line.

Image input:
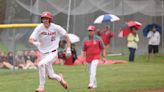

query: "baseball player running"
left=28, top=11, right=71, bottom=92
left=82, top=25, right=106, bottom=89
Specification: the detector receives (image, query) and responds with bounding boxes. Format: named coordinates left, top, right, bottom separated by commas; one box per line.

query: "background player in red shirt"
left=99, top=26, right=113, bottom=54
left=82, top=25, right=106, bottom=89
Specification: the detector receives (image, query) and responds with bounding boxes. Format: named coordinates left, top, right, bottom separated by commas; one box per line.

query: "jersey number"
left=51, top=36, right=56, bottom=41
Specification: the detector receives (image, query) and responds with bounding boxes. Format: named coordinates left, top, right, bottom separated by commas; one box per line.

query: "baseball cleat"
left=59, top=74, right=68, bottom=89
left=35, top=87, right=44, bottom=92
left=88, top=85, right=97, bottom=89
left=88, top=84, right=96, bottom=89
left=35, top=90, right=44, bottom=92
left=88, top=86, right=93, bottom=89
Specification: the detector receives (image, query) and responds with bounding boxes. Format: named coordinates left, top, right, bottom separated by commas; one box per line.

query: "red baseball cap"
left=87, top=25, right=96, bottom=31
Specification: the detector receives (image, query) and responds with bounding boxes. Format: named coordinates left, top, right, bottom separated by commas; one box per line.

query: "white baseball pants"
left=38, top=51, right=62, bottom=88
left=87, top=59, right=99, bottom=88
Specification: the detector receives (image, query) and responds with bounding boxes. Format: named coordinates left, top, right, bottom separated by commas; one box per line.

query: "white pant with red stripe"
left=38, top=51, right=62, bottom=88
left=87, top=59, right=99, bottom=88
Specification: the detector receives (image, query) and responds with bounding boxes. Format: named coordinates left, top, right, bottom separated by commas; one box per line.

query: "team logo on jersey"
left=41, top=32, right=56, bottom=35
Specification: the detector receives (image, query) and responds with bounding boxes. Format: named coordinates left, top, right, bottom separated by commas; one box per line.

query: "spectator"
left=99, top=26, right=113, bottom=54
left=127, top=26, right=139, bottom=62
left=71, top=44, right=77, bottom=64
left=0, top=51, right=14, bottom=69
left=58, top=40, right=66, bottom=65
left=15, top=51, right=27, bottom=69
left=64, top=43, right=78, bottom=65
left=7, top=51, right=14, bottom=65
left=23, top=50, right=37, bottom=69
left=58, top=40, right=78, bottom=65
left=29, top=50, right=38, bottom=63
left=147, top=26, right=160, bottom=58
left=24, top=50, right=31, bottom=62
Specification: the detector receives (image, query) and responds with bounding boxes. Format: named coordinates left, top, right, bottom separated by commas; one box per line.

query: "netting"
left=16, top=0, right=59, bottom=15
left=0, top=0, right=164, bottom=55
left=15, top=0, right=164, bottom=16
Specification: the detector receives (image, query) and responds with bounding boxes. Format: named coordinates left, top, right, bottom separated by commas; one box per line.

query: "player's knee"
left=47, top=75, right=51, bottom=79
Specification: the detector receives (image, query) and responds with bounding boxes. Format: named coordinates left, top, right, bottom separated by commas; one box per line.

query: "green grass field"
left=0, top=55, right=164, bottom=92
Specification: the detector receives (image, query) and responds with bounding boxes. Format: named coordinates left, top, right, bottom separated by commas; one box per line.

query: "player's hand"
left=33, top=41, right=40, bottom=47
left=66, top=48, right=71, bottom=57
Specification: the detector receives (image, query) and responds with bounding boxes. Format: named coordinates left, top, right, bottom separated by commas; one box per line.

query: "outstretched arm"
left=65, top=34, right=71, bottom=49
left=28, top=27, right=40, bottom=47
left=65, top=34, right=71, bottom=57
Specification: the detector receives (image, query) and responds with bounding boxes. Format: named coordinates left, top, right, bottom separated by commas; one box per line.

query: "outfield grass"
left=0, top=55, right=164, bottom=92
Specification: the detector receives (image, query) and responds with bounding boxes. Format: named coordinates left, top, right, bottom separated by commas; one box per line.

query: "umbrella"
left=94, top=14, right=120, bottom=24
left=126, top=21, right=142, bottom=29
left=143, top=24, right=161, bottom=37
left=118, top=21, right=142, bottom=38
left=68, top=33, right=80, bottom=43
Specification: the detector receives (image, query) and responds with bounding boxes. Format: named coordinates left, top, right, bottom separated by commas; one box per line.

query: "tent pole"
left=121, top=0, right=125, bottom=55
left=66, top=0, right=72, bottom=32
left=162, top=0, right=164, bottom=51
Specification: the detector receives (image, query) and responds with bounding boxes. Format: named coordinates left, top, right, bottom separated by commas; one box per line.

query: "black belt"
left=44, top=49, right=56, bottom=54
left=51, top=49, right=56, bottom=52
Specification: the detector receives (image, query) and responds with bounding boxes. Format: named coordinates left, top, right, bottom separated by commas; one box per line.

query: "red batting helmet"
left=87, top=25, right=96, bottom=31
left=41, top=11, right=53, bottom=21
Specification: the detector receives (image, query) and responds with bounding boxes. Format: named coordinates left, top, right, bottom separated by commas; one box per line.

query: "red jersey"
left=83, top=35, right=105, bottom=63
left=100, top=29, right=113, bottom=45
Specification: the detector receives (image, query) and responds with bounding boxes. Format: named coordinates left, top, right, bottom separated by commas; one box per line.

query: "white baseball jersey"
left=30, top=23, right=67, bottom=53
